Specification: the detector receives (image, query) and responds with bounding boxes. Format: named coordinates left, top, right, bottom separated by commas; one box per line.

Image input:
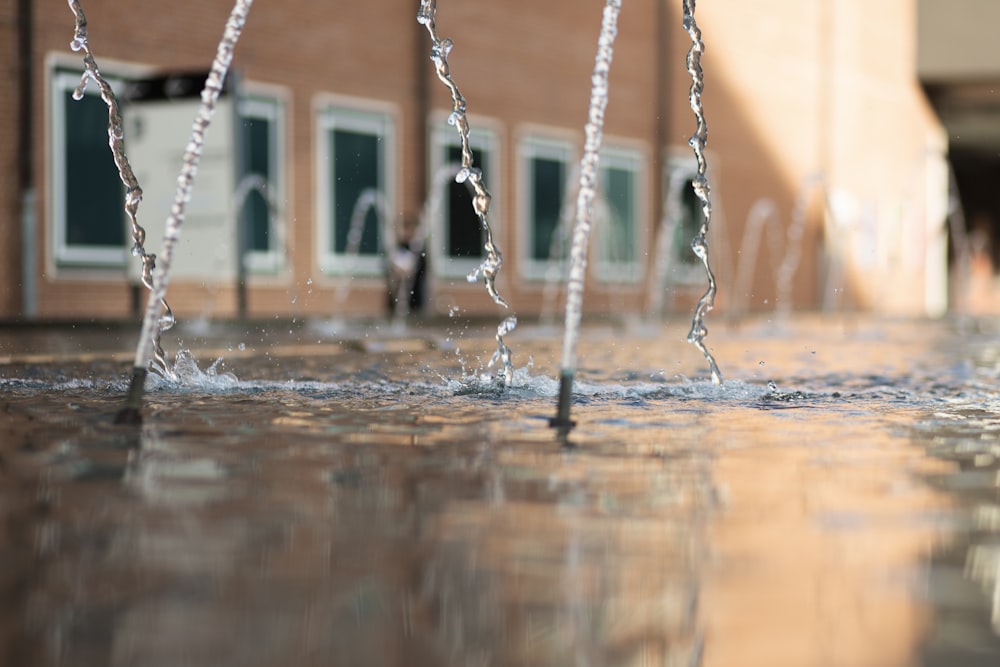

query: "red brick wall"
left=0, top=0, right=22, bottom=317
left=6, top=0, right=946, bottom=321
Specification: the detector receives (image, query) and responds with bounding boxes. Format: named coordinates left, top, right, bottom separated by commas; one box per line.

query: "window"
left=596, top=148, right=644, bottom=282
left=428, top=124, right=498, bottom=278
left=316, top=104, right=395, bottom=275
left=238, top=95, right=285, bottom=273
left=519, top=137, right=574, bottom=280
left=50, top=68, right=125, bottom=267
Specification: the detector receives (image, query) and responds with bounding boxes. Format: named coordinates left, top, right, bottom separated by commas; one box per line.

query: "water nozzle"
left=549, top=371, right=576, bottom=432
left=114, top=366, right=147, bottom=425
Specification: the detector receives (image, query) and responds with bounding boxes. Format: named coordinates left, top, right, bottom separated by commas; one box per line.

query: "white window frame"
left=315, top=102, right=396, bottom=276
left=50, top=67, right=127, bottom=268
left=239, top=93, right=287, bottom=274
left=518, top=136, right=576, bottom=281
left=428, top=120, right=501, bottom=279
left=595, top=146, right=646, bottom=283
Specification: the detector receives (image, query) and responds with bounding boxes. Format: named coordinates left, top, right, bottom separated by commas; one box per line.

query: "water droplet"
left=759, top=361, right=765, bottom=366
left=306, top=278, right=313, bottom=285
left=767, top=380, right=778, bottom=392
left=238, top=343, right=246, bottom=351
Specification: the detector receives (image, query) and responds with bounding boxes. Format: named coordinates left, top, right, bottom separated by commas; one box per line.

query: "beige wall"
left=918, top=0, right=1000, bottom=81
left=670, top=0, right=945, bottom=315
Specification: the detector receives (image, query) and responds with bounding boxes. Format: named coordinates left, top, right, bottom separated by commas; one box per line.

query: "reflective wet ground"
left=2, top=315, right=1000, bottom=666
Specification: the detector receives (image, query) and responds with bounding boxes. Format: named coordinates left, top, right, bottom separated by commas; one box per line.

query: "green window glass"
left=331, top=128, right=380, bottom=256
left=676, top=178, right=705, bottom=266
left=601, top=165, right=637, bottom=265
left=242, top=115, right=271, bottom=253
left=530, top=156, right=566, bottom=262
left=446, top=144, right=486, bottom=260
left=63, top=86, right=124, bottom=254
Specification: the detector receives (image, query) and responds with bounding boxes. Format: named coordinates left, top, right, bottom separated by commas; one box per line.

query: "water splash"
left=66, top=0, right=173, bottom=377
left=682, top=0, right=722, bottom=385
left=149, top=349, right=240, bottom=391
left=551, top=0, right=622, bottom=430
left=417, top=0, right=515, bottom=386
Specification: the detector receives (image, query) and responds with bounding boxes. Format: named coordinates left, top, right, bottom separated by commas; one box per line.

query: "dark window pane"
left=332, top=128, right=380, bottom=256
left=531, top=156, right=565, bottom=261
left=603, top=166, right=635, bottom=264
left=675, top=178, right=705, bottom=265
left=446, top=144, right=485, bottom=259
left=65, top=89, right=123, bottom=248
left=243, top=116, right=271, bottom=253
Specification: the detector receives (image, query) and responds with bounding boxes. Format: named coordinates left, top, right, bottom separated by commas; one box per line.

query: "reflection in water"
left=913, top=398, right=1000, bottom=665
left=1, top=317, right=1000, bottom=665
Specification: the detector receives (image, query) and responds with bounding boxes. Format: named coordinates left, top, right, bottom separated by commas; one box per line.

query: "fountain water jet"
left=418, top=0, right=516, bottom=386
left=730, top=197, right=782, bottom=317
left=391, top=161, right=462, bottom=321
left=775, top=173, right=830, bottom=319
left=538, top=164, right=580, bottom=327
left=646, top=165, right=692, bottom=319
left=551, top=0, right=622, bottom=432
left=682, top=0, right=722, bottom=386
left=115, top=0, right=254, bottom=424
left=333, top=188, right=392, bottom=309
left=65, top=0, right=173, bottom=379
left=945, top=164, right=973, bottom=315
left=233, top=172, right=286, bottom=274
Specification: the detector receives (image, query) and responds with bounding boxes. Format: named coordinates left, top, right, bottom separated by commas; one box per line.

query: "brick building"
left=0, top=0, right=959, bottom=323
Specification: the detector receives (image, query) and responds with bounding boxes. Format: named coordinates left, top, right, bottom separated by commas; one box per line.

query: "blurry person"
left=386, top=213, right=427, bottom=316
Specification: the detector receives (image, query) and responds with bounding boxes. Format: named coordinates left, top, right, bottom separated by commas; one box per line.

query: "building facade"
left=0, top=0, right=951, bottom=323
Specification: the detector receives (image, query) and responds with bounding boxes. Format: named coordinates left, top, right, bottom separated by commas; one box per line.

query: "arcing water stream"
left=417, top=0, right=516, bottom=387
left=682, top=0, right=723, bottom=385
left=66, top=0, right=172, bottom=379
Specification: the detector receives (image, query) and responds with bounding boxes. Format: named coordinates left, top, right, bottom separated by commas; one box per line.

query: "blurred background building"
left=0, top=0, right=994, bottom=323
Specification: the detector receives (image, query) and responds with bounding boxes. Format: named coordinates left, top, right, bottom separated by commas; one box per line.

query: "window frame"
left=315, top=101, right=396, bottom=277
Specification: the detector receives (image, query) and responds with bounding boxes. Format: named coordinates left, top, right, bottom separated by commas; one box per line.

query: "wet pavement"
left=2, top=315, right=1000, bottom=666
